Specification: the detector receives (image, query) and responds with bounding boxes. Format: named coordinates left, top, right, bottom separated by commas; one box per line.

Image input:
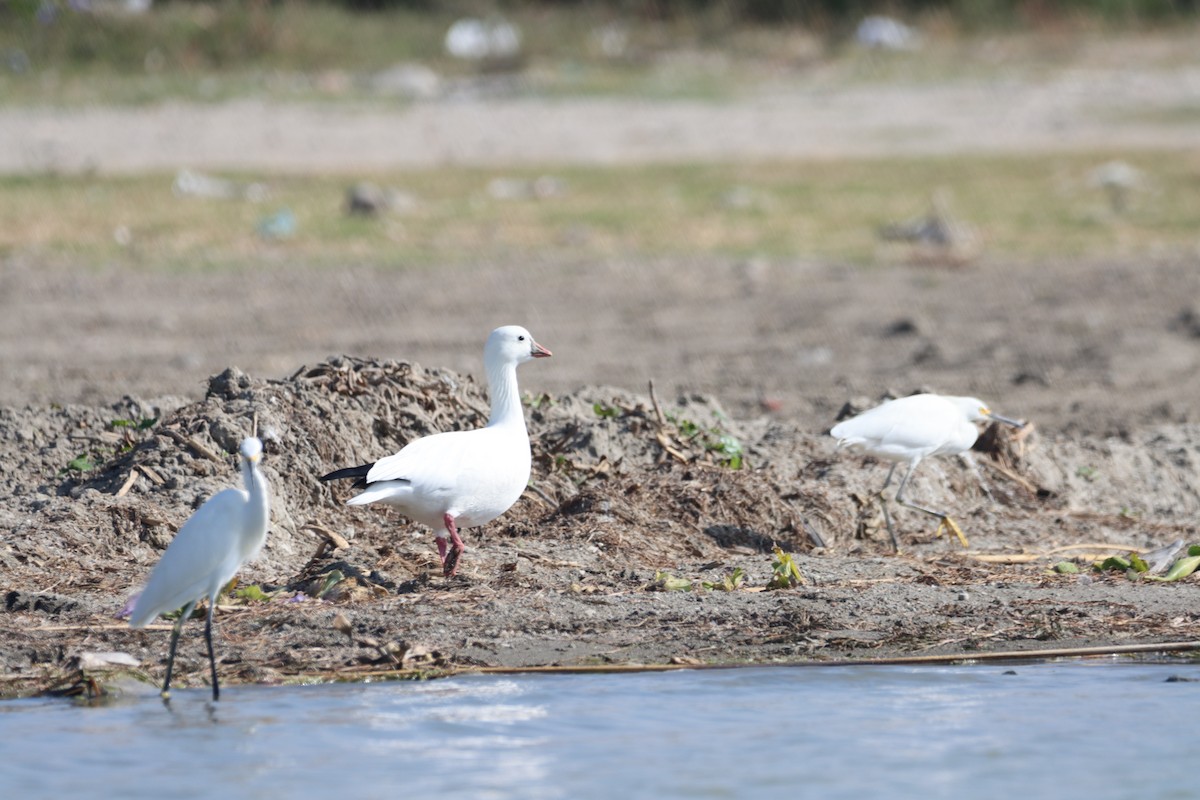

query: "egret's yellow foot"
left=934, top=516, right=970, bottom=548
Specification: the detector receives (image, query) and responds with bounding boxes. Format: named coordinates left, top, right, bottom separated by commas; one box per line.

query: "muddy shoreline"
left=3, top=341, right=1199, bottom=699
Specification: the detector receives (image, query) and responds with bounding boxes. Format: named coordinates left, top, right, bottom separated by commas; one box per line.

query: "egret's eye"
left=517, top=335, right=526, bottom=341
left=980, top=407, right=989, bottom=415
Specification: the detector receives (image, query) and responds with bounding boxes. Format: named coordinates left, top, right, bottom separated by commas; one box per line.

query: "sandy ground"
left=4, top=52, right=1200, bottom=698
left=3, top=253, right=1199, bottom=437
left=7, top=66, right=1200, bottom=175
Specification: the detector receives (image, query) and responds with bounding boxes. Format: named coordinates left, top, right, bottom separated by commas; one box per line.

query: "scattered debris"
left=256, top=208, right=296, bottom=241
left=718, top=185, right=764, bottom=211
left=346, top=183, right=419, bottom=217
left=368, top=63, right=441, bottom=100
left=1088, top=160, right=1145, bottom=214
left=100, top=0, right=154, bottom=15
left=332, top=612, right=353, bottom=640
left=4, top=48, right=30, bottom=74
left=173, top=169, right=268, bottom=202
left=589, top=23, right=631, bottom=60
left=883, top=316, right=930, bottom=338
left=1168, top=306, right=1200, bottom=338
left=1141, top=539, right=1187, bottom=575
left=72, top=651, right=140, bottom=671
left=878, top=189, right=980, bottom=266
left=486, top=175, right=568, bottom=201
left=346, top=182, right=388, bottom=216
left=445, top=17, right=522, bottom=68
left=856, top=16, right=921, bottom=51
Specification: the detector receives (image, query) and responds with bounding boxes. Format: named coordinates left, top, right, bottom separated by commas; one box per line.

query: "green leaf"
left=317, top=569, right=346, bottom=599
left=1097, top=555, right=1131, bottom=572
left=702, top=568, right=745, bottom=592
left=651, top=570, right=692, bottom=592
left=709, top=434, right=742, bottom=456
left=525, top=392, right=554, bottom=410
left=1188, top=545, right=1200, bottom=558
left=1162, top=555, right=1200, bottom=582
left=592, top=402, right=619, bottom=419
left=728, top=567, right=746, bottom=589
left=161, top=603, right=207, bottom=621
left=1129, top=553, right=1150, bottom=573
left=768, top=546, right=804, bottom=589
left=111, top=416, right=157, bottom=430
left=1053, top=561, right=1080, bottom=574
left=708, top=433, right=744, bottom=470
left=676, top=418, right=701, bottom=439
left=65, top=454, right=95, bottom=472
left=234, top=584, right=271, bottom=603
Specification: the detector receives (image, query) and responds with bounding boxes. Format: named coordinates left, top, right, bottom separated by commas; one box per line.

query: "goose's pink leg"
left=442, top=513, right=466, bottom=577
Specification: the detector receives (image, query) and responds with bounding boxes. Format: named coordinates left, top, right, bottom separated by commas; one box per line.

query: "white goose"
left=321, top=325, right=551, bottom=576
left=831, top=394, right=1023, bottom=551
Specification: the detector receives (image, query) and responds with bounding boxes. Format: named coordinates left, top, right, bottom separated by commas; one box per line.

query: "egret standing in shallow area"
left=321, top=325, right=552, bottom=577
left=128, top=437, right=271, bottom=702
left=830, top=394, right=1024, bottom=551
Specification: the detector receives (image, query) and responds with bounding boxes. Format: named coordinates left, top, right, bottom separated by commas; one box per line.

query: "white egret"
left=830, top=394, right=1024, bottom=550
left=321, top=325, right=551, bottom=577
left=128, top=436, right=271, bottom=701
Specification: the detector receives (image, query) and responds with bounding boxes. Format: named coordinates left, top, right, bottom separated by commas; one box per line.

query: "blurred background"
left=2, top=0, right=1199, bottom=433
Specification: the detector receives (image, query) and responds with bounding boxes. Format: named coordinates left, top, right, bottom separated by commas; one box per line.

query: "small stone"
left=369, top=63, right=440, bottom=99
left=5, top=590, right=80, bottom=614
left=346, top=183, right=388, bottom=217
left=74, top=651, right=140, bottom=671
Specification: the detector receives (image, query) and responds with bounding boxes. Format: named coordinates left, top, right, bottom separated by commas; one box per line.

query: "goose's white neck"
left=486, top=360, right=526, bottom=430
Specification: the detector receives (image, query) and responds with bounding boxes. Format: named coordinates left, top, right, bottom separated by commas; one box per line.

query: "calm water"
left=2, top=662, right=1196, bottom=799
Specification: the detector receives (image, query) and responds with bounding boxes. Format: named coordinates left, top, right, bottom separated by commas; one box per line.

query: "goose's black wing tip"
left=320, top=462, right=374, bottom=484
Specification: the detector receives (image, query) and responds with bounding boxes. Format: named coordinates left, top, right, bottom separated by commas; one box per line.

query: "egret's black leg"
left=162, top=600, right=196, bottom=702
left=204, top=599, right=220, bottom=702
left=894, top=459, right=969, bottom=547
left=877, top=463, right=900, bottom=552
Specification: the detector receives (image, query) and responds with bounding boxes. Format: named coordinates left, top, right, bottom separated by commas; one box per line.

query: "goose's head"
left=951, top=397, right=1024, bottom=428
left=239, top=437, right=264, bottom=463
left=485, top=325, right=552, bottom=367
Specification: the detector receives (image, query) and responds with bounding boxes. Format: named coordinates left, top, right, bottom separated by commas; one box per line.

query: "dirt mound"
left=3, top=358, right=1200, bottom=698
left=6, top=355, right=1197, bottom=600
left=2, top=357, right=820, bottom=598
